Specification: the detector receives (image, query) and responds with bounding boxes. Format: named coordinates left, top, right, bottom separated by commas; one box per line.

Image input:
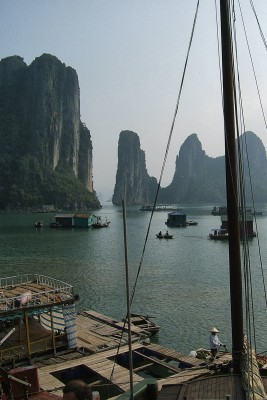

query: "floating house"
left=221, top=214, right=256, bottom=237
left=53, top=213, right=97, bottom=228
left=74, top=213, right=97, bottom=228
left=54, top=213, right=74, bottom=227
left=165, top=211, right=187, bottom=227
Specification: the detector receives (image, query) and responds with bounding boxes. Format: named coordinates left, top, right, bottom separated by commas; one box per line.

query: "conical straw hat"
left=210, top=327, right=219, bottom=333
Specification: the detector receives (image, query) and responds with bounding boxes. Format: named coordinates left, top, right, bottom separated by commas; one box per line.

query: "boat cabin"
left=165, top=211, right=186, bottom=227
left=0, top=274, right=79, bottom=366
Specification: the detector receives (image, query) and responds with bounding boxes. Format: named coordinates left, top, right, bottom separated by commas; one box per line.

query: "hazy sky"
left=1, top=1, right=267, bottom=200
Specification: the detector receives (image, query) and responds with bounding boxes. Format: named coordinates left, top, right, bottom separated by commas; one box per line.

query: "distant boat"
left=91, top=217, right=110, bottom=228
left=211, top=206, right=262, bottom=216
left=209, top=228, right=229, bottom=240
left=156, top=231, right=173, bottom=239
left=211, top=206, right=228, bottom=215
left=140, top=204, right=181, bottom=212
left=34, top=221, right=43, bottom=228
left=186, top=220, right=198, bottom=226
left=49, top=222, right=62, bottom=228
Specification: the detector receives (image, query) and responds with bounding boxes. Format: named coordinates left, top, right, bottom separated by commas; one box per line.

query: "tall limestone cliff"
left=0, top=54, right=99, bottom=210
left=161, top=131, right=267, bottom=203
left=159, top=133, right=226, bottom=203
left=112, top=131, right=157, bottom=205
left=113, top=131, right=267, bottom=205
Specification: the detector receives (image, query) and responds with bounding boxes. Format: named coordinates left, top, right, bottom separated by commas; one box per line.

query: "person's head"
left=63, top=380, right=92, bottom=400
left=210, top=327, right=219, bottom=336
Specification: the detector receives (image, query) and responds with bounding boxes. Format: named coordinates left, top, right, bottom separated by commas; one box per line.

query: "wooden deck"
left=37, top=342, right=145, bottom=395
left=33, top=311, right=215, bottom=397
left=146, top=343, right=205, bottom=368
left=76, top=310, right=147, bottom=353
left=0, top=306, right=243, bottom=399
left=157, top=374, right=267, bottom=399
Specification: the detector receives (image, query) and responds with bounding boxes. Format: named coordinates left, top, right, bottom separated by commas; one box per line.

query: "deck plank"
left=146, top=343, right=204, bottom=367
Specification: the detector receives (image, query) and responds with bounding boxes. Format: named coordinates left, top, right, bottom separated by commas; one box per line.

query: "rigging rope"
left=110, top=0, right=267, bottom=392
left=249, top=0, right=267, bottom=52
left=231, top=1, right=267, bottom=396
left=237, top=0, right=267, bottom=129
left=109, top=0, right=200, bottom=387
left=129, top=0, right=200, bottom=308
left=234, top=0, right=267, bottom=318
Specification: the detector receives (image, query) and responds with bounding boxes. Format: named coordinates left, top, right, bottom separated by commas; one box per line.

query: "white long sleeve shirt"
left=209, top=334, right=223, bottom=350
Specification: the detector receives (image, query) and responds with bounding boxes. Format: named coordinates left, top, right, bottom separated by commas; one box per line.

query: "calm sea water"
left=1, top=203, right=267, bottom=355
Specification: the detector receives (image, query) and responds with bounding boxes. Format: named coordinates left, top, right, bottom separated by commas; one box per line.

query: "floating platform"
left=0, top=303, right=239, bottom=400
left=33, top=311, right=231, bottom=399
left=0, top=276, right=241, bottom=399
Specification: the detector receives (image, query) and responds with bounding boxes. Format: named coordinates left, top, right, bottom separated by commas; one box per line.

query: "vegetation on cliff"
left=0, top=54, right=100, bottom=210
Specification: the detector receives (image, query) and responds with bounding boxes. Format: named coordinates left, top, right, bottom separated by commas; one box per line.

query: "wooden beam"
left=50, top=307, right=56, bottom=356
left=24, top=312, right=31, bottom=358
left=133, top=351, right=181, bottom=373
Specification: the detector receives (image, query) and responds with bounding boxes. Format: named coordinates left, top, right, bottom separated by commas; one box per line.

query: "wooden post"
left=50, top=307, right=56, bottom=356
left=18, top=319, right=22, bottom=353
left=24, top=313, right=31, bottom=359
left=122, top=199, right=134, bottom=400
left=220, top=0, right=243, bottom=374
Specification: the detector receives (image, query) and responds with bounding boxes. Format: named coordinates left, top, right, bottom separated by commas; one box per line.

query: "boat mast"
left=220, top=0, right=243, bottom=373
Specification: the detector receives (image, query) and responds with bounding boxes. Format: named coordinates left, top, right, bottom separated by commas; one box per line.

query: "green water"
left=0, top=204, right=267, bottom=355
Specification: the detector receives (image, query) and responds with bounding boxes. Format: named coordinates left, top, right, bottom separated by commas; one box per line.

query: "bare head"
left=62, top=380, right=92, bottom=400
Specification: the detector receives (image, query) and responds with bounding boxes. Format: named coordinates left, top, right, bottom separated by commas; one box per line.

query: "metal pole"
left=122, top=199, right=134, bottom=399
left=220, top=0, right=243, bottom=373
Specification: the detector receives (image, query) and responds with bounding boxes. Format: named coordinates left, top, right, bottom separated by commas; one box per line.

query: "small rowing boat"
left=156, top=231, right=173, bottom=239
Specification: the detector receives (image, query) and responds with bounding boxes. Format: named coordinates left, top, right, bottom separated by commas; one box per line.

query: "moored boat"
left=209, top=228, right=229, bottom=240
left=140, top=204, right=181, bottom=212
left=49, top=221, right=62, bottom=228
left=122, top=313, right=160, bottom=336
left=34, top=221, right=43, bottom=228
left=211, top=205, right=263, bottom=216
left=91, top=216, right=110, bottom=228
left=186, top=220, right=198, bottom=226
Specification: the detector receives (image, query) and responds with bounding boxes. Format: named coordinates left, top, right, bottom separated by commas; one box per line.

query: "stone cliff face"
left=0, top=54, right=98, bottom=209
left=159, top=133, right=226, bottom=203
left=113, top=131, right=267, bottom=205
left=112, top=131, right=157, bottom=205
left=239, top=131, right=267, bottom=200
